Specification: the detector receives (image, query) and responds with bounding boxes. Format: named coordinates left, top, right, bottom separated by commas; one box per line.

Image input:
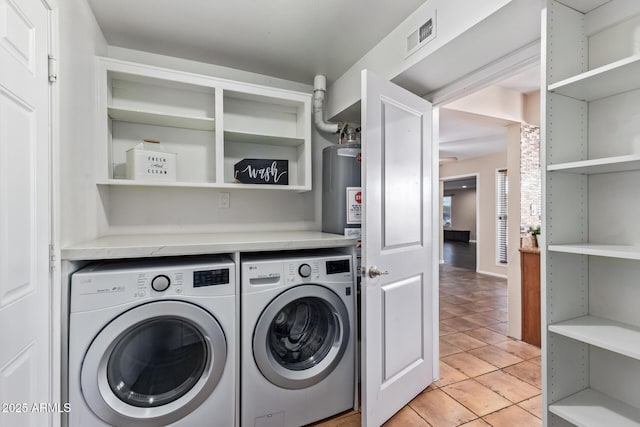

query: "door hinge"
left=49, top=244, right=58, bottom=271
left=48, top=54, right=57, bottom=83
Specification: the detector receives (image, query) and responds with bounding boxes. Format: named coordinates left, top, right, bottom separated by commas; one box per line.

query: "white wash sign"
left=234, top=159, right=289, bottom=185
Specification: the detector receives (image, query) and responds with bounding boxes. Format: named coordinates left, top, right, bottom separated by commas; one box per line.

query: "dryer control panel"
left=287, top=261, right=321, bottom=282
left=242, top=252, right=354, bottom=291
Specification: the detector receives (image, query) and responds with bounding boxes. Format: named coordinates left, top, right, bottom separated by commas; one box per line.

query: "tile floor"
left=312, top=264, right=542, bottom=427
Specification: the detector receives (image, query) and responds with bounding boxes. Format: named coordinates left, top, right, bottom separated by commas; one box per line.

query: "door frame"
left=440, top=173, right=480, bottom=272
left=42, top=1, right=61, bottom=425
left=424, top=42, right=540, bottom=400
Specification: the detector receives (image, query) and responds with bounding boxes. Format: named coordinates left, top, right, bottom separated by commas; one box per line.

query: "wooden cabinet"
left=543, top=1, right=640, bottom=425
left=519, top=248, right=540, bottom=347
left=95, top=57, right=312, bottom=191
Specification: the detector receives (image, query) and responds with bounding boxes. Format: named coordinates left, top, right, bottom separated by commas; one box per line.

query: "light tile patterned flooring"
left=313, top=264, right=542, bottom=427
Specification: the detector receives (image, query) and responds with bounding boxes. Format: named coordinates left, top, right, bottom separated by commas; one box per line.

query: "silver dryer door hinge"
left=48, top=54, right=57, bottom=83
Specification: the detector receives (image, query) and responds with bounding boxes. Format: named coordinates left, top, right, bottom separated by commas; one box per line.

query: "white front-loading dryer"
left=241, top=251, right=356, bottom=427
left=68, top=256, right=236, bottom=427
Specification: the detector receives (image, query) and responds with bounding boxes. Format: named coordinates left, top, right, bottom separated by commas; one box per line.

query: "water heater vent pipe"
left=313, top=75, right=342, bottom=135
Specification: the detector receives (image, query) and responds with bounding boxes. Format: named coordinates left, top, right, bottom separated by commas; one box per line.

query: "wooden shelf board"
left=97, top=179, right=308, bottom=191
left=550, top=388, right=640, bottom=427
left=224, top=130, right=304, bottom=147
left=548, top=53, right=640, bottom=102
left=549, top=315, right=640, bottom=361
left=108, top=107, right=215, bottom=131
left=548, top=244, right=640, bottom=260
left=548, top=154, right=640, bottom=175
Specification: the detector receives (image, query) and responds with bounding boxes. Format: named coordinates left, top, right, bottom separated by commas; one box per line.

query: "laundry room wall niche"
left=59, top=0, right=335, bottom=247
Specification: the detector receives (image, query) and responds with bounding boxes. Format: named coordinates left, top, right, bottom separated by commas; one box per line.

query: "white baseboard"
left=469, top=239, right=477, bottom=243
left=477, top=270, right=508, bottom=279
left=439, top=259, right=445, bottom=264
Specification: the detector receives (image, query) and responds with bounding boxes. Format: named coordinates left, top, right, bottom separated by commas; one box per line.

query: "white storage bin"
left=126, top=141, right=176, bottom=181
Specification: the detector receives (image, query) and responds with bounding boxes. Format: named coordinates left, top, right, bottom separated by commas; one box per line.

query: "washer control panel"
left=70, top=256, right=235, bottom=312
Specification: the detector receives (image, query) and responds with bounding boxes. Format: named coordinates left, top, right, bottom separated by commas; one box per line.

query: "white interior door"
left=361, top=69, right=437, bottom=426
left=0, top=0, right=52, bottom=425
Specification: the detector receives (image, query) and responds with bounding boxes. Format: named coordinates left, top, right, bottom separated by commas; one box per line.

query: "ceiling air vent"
left=406, top=11, right=437, bottom=58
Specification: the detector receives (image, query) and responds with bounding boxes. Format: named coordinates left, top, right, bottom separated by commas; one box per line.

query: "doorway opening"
left=437, top=60, right=541, bottom=331
left=441, top=175, right=478, bottom=271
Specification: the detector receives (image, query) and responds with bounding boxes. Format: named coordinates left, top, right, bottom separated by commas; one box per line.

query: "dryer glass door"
left=107, top=317, right=207, bottom=407
left=269, top=296, right=335, bottom=371
left=253, top=285, right=350, bottom=389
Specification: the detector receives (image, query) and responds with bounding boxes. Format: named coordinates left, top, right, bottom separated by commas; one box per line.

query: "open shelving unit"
left=95, top=58, right=312, bottom=191
left=543, top=1, right=640, bottom=425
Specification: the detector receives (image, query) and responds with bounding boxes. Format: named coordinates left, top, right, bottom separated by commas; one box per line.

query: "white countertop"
left=61, top=231, right=357, bottom=260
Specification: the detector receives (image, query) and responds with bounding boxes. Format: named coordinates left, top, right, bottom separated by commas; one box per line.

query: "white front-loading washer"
left=68, top=256, right=236, bottom=427
left=241, top=251, right=356, bottom=427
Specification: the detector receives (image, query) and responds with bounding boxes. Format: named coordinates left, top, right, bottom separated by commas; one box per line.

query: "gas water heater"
left=321, top=143, right=361, bottom=236
left=314, top=74, right=362, bottom=276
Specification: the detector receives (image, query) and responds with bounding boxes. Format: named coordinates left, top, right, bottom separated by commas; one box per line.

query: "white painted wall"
left=108, top=47, right=313, bottom=93
left=59, top=0, right=108, bottom=247
left=326, top=0, right=511, bottom=117
left=60, top=3, right=338, bottom=246
left=445, top=86, right=524, bottom=123
left=439, top=180, right=444, bottom=262
left=524, top=91, right=541, bottom=126
left=506, top=123, right=522, bottom=339
left=326, top=0, right=542, bottom=119
left=440, top=152, right=507, bottom=277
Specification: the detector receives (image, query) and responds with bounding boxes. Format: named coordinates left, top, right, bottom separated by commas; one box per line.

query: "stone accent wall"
left=520, top=124, right=541, bottom=234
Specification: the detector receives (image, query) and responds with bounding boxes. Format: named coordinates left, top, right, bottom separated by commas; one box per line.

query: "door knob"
left=368, top=266, right=389, bottom=278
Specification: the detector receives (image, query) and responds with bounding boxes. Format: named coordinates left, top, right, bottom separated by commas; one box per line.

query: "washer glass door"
left=81, top=300, right=227, bottom=426
left=107, top=317, right=207, bottom=407
left=253, top=285, right=350, bottom=389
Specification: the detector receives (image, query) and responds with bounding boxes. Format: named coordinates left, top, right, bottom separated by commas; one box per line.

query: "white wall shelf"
left=108, top=107, right=216, bottom=131
left=547, top=154, right=640, bottom=175
left=544, top=1, right=640, bottom=424
left=96, top=57, right=312, bottom=191
left=547, top=244, right=640, bottom=260
left=97, top=179, right=308, bottom=191
left=549, top=315, right=640, bottom=361
left=550, top=388, right=640, bottom=427
left=224, top=130, right=304, bottom=147
left=548, top=53, right=640, bottom=101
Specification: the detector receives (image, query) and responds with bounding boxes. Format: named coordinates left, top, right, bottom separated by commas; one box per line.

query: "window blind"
left=496, top=169, right=508, bottom=265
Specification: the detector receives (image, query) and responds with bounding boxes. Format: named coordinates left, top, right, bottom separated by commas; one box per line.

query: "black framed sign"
left=234, top=159, right=289, bottom=185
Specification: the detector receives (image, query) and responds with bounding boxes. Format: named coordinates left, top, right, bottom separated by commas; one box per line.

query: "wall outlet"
left=218, top=192, right=230, bottom=209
